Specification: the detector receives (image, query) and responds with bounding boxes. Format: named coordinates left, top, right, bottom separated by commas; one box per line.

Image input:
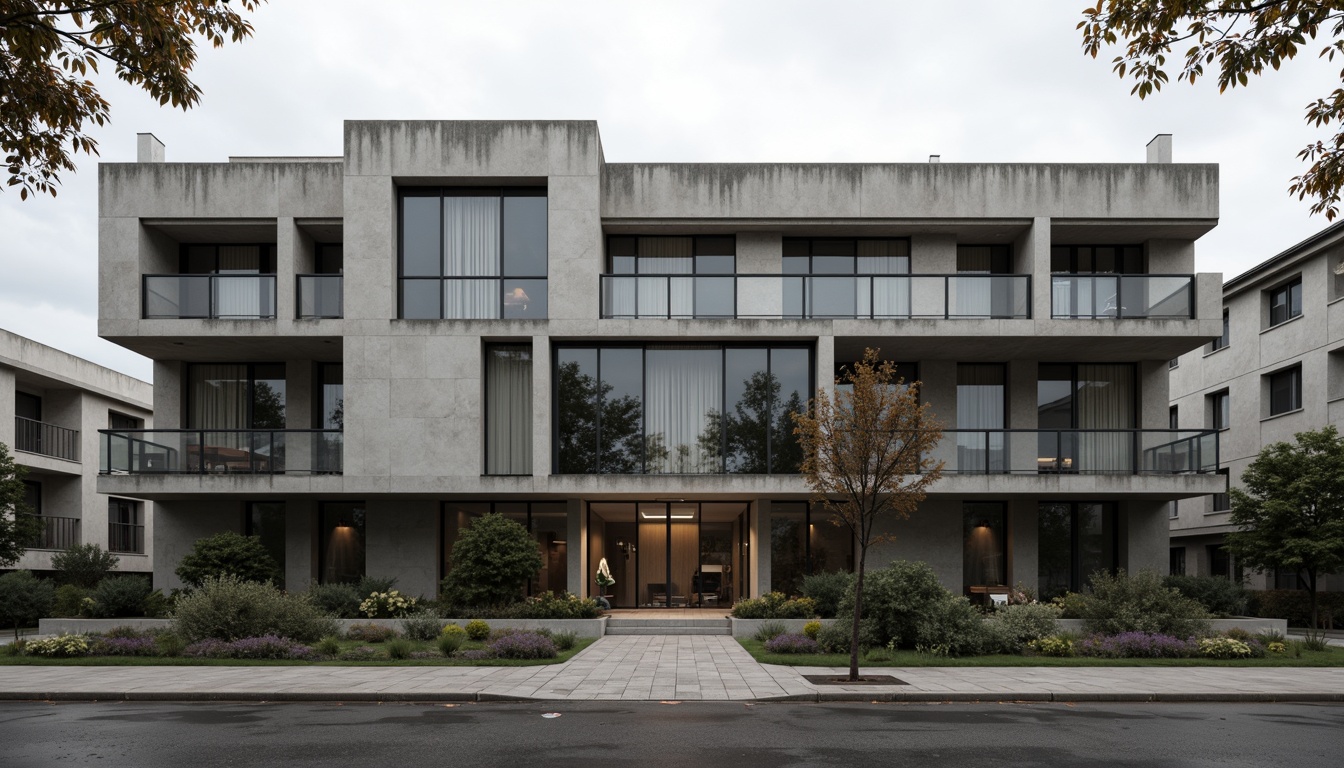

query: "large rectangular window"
left=1037, top=501, right=1117, bottom=599
left=783, top=238, right=910, bottom=318
left=554, top=344, right=812, bottom=475
left=1209, top=389, right=1230, bottom=430
left=485, top=345, right=533, bottom=475
left=603, top=236, right=736, bottom=318
left=1267, top=278, right=1302, bottom=327
left=398, top=188, right=547, bottom=319
left=1049, top=245, right=1144, bottom=274
left=1037, top=364, right=1136, bottom=474
left=441, top=501, right=568, bottom=596
left=1268, top=366, right=1302, bottom=415
left=319, top=502, right=365, bottom=584
left=187, top=363, right=287, bottom=429
left=1212, top=467, right=1231, bottom=512
left=769, top=501, right=853, bottom=597
left=957, top=363, right=1006, bottom=472
left=107, top=498, right=144, bottom=554
left=1209, top=309, right=1230, bottom=352
left=245, top=501, right=286, bottom=587
left=963, top=502, right=1007, bottom=596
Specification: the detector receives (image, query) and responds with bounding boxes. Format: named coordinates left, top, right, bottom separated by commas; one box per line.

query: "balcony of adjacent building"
left=11, top=390, right=81, bottom=475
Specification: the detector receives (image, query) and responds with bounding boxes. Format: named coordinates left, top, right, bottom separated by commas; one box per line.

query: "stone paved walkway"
left=1, top=635, right=1342, bottom=702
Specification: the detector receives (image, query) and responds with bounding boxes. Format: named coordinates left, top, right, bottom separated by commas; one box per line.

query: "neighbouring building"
left=1170, top=221, right=1344, bottom=590
left=96, top=124, right=1224, bottom=605
left=1, top=329, right=154, bottom=576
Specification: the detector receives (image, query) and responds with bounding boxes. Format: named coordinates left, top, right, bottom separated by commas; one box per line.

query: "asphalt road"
left=0, top=701, right=1341, bottom=768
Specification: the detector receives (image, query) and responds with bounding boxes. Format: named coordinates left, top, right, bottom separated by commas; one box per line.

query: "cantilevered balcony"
left=599, top=274, right=1031, bottom=320
left=14, top=416, right=79, bottom=462
left=936, top=429, right=1218, bottom=475
left=25, top=515, right=80, bottom=550
left=100, top=429, right=342, bottom=475
left=1050, top=274, right=1194, bottom=319
left=142, top=274, right=277, bottom=319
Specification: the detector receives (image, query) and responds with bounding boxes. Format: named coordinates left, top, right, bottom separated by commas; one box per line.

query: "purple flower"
left=453, top=649, right=495, bottom=661
left=183, top=635, right=313, bottom=660
left=764, top=633, right=821, bottom=654
left=92, top=636, right=159, bottom=657
left=487, top=632, right=557, bottom=659
left=1077, top=632, right=1195, bottom=659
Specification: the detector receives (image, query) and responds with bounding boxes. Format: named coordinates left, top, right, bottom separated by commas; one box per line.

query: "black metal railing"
left=1050, top=274, right=1195, bottom=319
left=297, top=274, right=343, bottom=319
left=26, top=515, right=79, bottom=550
left=100, top=429, right=342, bottom=475
left=14, top=416, right=79, bottom=461
left=142, top=274, right=278, bottom=319
left=599, top=273, right=1032, bottom=319
left=108, top=521, right=145, bottom=554
left=399, top=276, right=548, bottom=319
left=936, top=428, right=1218, bottom=475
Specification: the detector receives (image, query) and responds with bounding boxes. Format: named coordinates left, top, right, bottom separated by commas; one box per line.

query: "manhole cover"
left=803, top=674, right=907, bottom=686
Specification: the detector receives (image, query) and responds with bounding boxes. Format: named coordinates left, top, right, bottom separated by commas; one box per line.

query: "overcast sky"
left=1, top=0, right=1338, bottom=382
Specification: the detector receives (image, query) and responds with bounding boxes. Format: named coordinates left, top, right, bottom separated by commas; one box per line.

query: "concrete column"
left=1008, top=499, right=1037, bottom=591
left=285, top=499, right=316, bottom=590
left=276, top=217, right=297, bottom=322
left=910, top=233, right=957, bottom=273
left=736, top=233, right=782, bottom=274
left=751, top=499, right=771, bottom=597
left=1122, top=500, right=1169, bottom=574
left=364, top=499, right=439, bottom=598
left=1025, top=217, right=1052, bottom=322
left=1008, top=359, right=1037, bottom=472
left=567, top=498, right=585, bottom=597
left=153, top=361, right=184, bottom=429
left=532, top=335, right=551, bottom=477
left=815, top=335, right=835, bottom=401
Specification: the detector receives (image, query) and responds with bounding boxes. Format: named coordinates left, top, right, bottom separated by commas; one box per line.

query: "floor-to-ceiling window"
left=554, top=344, right=812, bottom=475
left=440, top=502, right=568, bottom=596
left=602, top=236, right=736, bottom=318
left=769, top=502, right=854, bottom=597
left=245, top=501, right=286, bottom=587
left=783, top=237, right=910, bottom=318
left=485, top=344, right=533, bottom=475
left=1037, top=364, right=1136, bottom=473
left=319, top=501, right=365, bottom=584
left=956, top=363, right=1006, bottom=472
left=316, top=363, right=343, bottom=473
left=1037, top=501, right=1117, bottom=599
left=186, top=363, right=287, bottom=472
left=963, top=502, right=1007, bottom=597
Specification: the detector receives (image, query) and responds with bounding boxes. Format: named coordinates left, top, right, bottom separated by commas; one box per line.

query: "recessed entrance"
left=587, top=501, right=749, bottom=609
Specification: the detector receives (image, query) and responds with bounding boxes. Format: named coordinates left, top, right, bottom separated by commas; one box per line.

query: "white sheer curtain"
left=859, top=240, right=910, bottom=318
left=1076, top=364, right=1134, bottom=472
left=215, top=246, right=264, bottom=318
left=637, top=237, right=693, bottom=317
left=645, top=347, right=722, bottom=474
left=189, top=364, right=249, bottom=468
left=444, top=197, right=500, bottom=318
left=486, top=347, right=532, bottom=474
left=956, top=364, right=1006, bottom=472
left=956, top=246, right=994, bottom=318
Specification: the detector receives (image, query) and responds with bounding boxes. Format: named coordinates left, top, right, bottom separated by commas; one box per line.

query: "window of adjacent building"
left=553, top=344, right=811, bottom=475
left=15, top=391, right=41, bottom=421
left=1209, top=309, right=1230, bottom=352
left=1037, top=501, right=1117, bottom=599
left=782, top=238, right=910, bottom=318
left=1330, top=349, right=1344, bottom=402
left=1037, top=364, right=1136, bottom=473
left=1168, top=357, right=1179, bottom=370
left=1209, top=390, right=1230, bottom=430
left=769, top=501, right=854, bottom=597
left=1274, top=568, right=1306, bottom=590
left=485, top=345, right=533, bottom=475
left=1211, top=468, right=1231, bottom=512
left=963, top=502, right=1007, bottom=596
left=319, top=501, right=365, bottom=584
left=442, top=501, right=568, bottom=596
left=1169, top=405, right=1179, bottom=430
left=957, top=364, right=1007, bottom=472
left=399, top=187, right=547, bottom=320
left=245, top=501, right=286, bottom=587
left=1049, top=245, right=1145, bottom=274
left=187, top=364, right=286, bottom=429
left=1170, top=547, right=1186, bottom=576
left=1207, top=544, right=1231, bottom=579
left=108, top=498, right=144, bottom=554
left=1267, top=277, right=1303, bottom=327
left=109, top=411, right=142, bottom=430
left=1268, top=366, right=1303, bottom=416
left=23, top=480, right=40, bottom=516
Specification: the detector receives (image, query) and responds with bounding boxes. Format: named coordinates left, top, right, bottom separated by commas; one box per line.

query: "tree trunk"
left=849, top=548, right=867, bottom=682
left=1308, top=569, right=1319, bottom=631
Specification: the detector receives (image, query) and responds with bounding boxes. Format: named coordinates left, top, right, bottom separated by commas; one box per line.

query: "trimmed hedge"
left=1249, top=590, right=1344, bottom=629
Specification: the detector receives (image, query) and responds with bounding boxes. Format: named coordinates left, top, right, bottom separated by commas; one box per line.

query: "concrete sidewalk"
left=1, top=635, right=1341, bottom=703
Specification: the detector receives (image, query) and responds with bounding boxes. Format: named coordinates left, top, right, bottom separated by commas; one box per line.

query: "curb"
left=1, top=690, right=1341, bottom=704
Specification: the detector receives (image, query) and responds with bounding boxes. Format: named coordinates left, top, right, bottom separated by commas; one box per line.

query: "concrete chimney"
left=137, top=133, right=165, bottom=163
left=1146, top=134, right=1172, bottom=164
left=929, top=155, right=941, bottom=164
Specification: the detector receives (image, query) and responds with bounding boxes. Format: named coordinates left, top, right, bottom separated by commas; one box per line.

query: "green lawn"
left=737, top=639, right=1344, bottom=667
left=0, top=637, right=595, bottom=667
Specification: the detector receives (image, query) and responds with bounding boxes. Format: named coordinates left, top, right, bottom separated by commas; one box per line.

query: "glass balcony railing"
left=934, top=429, right=1218, bottom=475
left=599, top=274, right=1031, bottom=319
left=100, top=429, right=343, bottom=475
left=298, top=274, right=343, bottom=319
left=142, top=274, right=277, bottom=319
left=14, top=416, right=79, bottom=461
left=1050, top=274, right=1194, bottom=319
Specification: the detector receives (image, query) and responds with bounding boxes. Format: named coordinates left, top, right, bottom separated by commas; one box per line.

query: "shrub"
left=802, top=620, right=822, bottom=640
left=453, top=648, right=494, bottom=661
left=816, top=621, right=853, bottom=653
left=1249, top=590, right=1344, bottom=628
left=142, top=589, right=172, bottom=619
left=437, top=631, right=465, bottom=655
left=175, top=532, right=280, bottom=589
left=90, top=576, right=151, bottom=618
left=1302, top=631, right=1332, bottom=652
left=982, top=603, right=1062, bottom=654
left=441, top=623, right=467, bottom=639
left=1078, top=632, right=1196, bottom=659
left=356, top=576, right=398, bottom=596
left=1, top=641, right=23, bottom=657
left=441, top=513, right=543, bottom=608
left=913, top=594, right=990, bottom=656
left=25, top=634, right=91, bottom=658
left=488, top=631, right=557, bottom=659
left=1266, top=641, right=1288, bottom=654
left=359, top=590, right=419, bottom=619
left=464, top=620, right=491, bottom=641
left=1060, top=570, right=1210, bottom=638
left=1028, top=634, right=1076, bottom=657
left=1198, top=636, right=1253, bottom=659
left=103, top=625, right=148, bottom=639
left=0, top=570, right=54, bottom=640
left=51, top=544, right=119, bottom=589
left=763, top=633, right=820, bottom=654
left=731, top=592, right=817, bottom=619
left=832, top=560, right=952, bottom=651
left=552, top=630, right=577, bottom=651
left=154, top=631, right=186, bottom=657
left=385, top=638, right=413, bottom=660
left=800, top=571, right=854, bottom=619
left=753, top=621, right=788, bottom=642
left=307, top=582, right=363, bottom=619
left=51, top=584, right=90, bottom=618
left=90, top=635, right=158, bottom=657
left=346, top=623, right=398, bottom=643
left=1163, top=575, right=1250, bottom=617
left=338, top=646, right=380, bottom=661
left=314, top=636, right=342, bottom=657
left=183, top=635, right=315, bottom=660
left=171, top=575, right=336, bottom=642
left=496, top=591, right=602, bottom=619
left=400, top=611, right=443, bottom=641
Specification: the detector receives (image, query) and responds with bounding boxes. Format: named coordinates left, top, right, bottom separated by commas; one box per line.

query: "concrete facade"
left=96, top=121, right=1223, bottom=600
left=1170, top=221, right=1344, bottom=590
left=0, top=329, right=154, bottom=575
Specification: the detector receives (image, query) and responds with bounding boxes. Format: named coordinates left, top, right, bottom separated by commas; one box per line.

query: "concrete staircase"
left=604, top=617, right=732, bottom=636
